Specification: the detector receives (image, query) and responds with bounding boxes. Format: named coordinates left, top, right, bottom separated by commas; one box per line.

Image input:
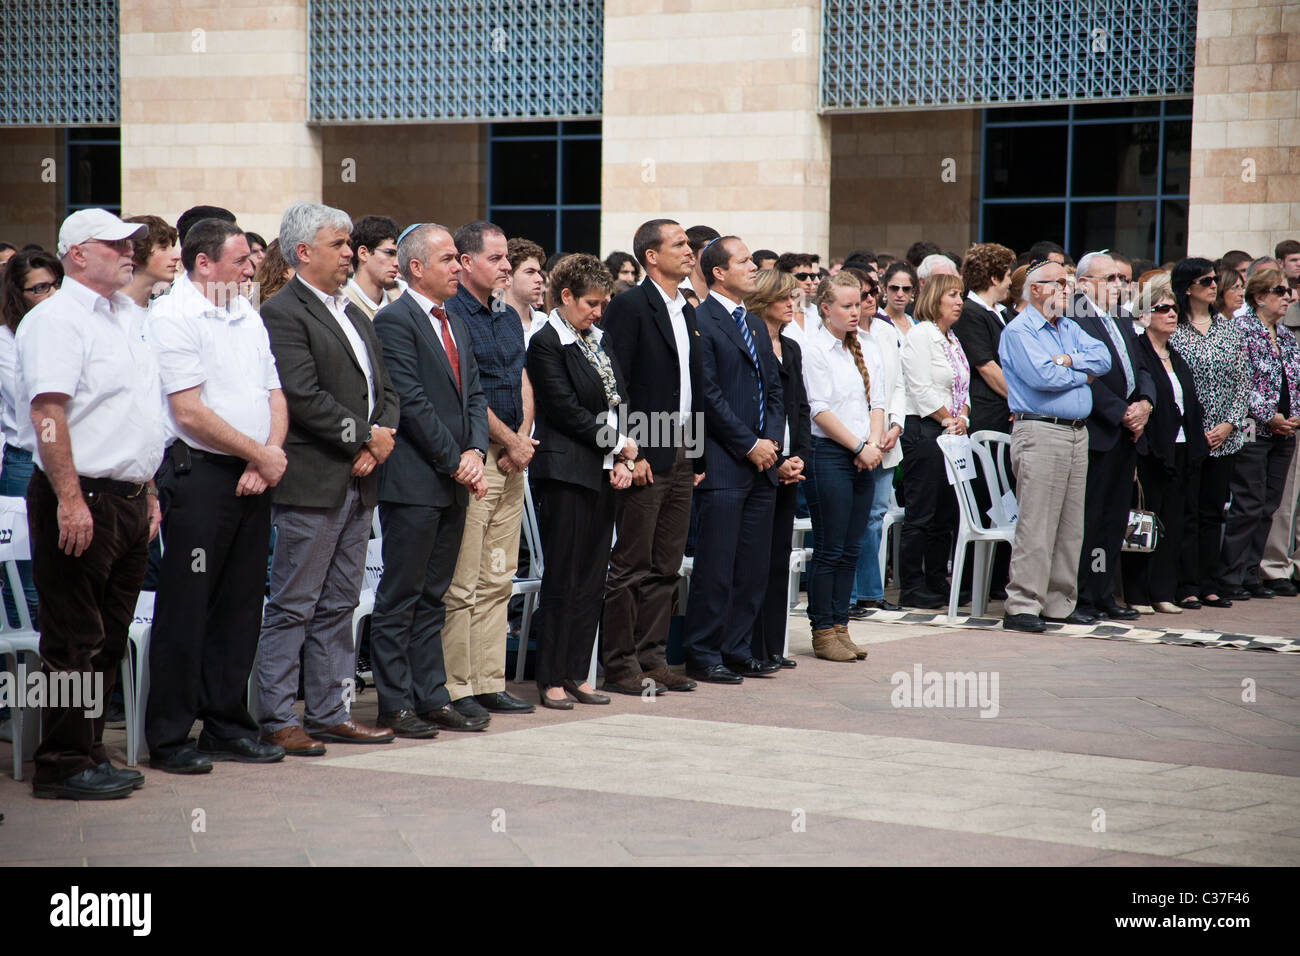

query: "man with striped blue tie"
left=681, top=236, right=786, bottom=683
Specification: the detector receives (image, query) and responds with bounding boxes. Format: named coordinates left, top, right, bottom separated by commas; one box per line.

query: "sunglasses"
left=887, top=283, right=913, bottom=293
left=862, top=285, right=878, bottom=297
left=1195, top=275, right=1217, bottom=287
left=793, top=272, right=817, bottom=282
left=1146, top=303, right=1177, bottom=315
left=1087, top=273, right=1124, bottom=283
left=23, top=280, right=60, bottom=295
left=1266, top=285, right=1293, bottom=298
left=1032, top=278, right=1070, bottom=290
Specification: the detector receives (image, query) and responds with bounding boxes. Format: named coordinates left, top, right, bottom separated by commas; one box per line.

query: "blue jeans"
left=852, top=465, right=895, bottom=603
left=805, top=438, right=877, bottom=629
left=1, top=444, right=37, bottom=627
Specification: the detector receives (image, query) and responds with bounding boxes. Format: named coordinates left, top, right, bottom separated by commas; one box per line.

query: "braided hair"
left=815, top=272, right=871, bottom=403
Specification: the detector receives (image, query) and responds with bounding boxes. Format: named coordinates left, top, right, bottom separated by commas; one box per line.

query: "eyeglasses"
left=1195, top=275, right=1218, bottom=287
left=1032, top=278, right=1070, bottom=290
left=1266, top=285, right=1293, bottom=298
left=886, top=284, right=913, bottom=293
left=793, top=272, right=816, bottom=282
left=1145, top=303, right=1177, bottom=315
left=23, top=280, right=60, bottom=295
left=85, top=238, right=134, bottom=254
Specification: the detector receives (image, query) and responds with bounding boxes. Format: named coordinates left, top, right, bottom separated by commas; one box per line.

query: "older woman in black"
left=526, top=254, right=636, bottom=708
left=1123, top=275, right=1209, bottom=614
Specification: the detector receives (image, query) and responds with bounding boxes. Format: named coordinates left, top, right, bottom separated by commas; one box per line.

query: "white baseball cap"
left=57, top=208, right=147, bottom=257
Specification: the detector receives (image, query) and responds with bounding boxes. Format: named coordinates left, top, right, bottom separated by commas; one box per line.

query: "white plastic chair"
left=878, top=486, right=905, bottom=590
left=121, top=590, right=155, bottom=767
left=350, top=509, right=384, bottom=681
left=939, top=436, right=1017, bottom=620
left=1, top=558, right=41, bottom=781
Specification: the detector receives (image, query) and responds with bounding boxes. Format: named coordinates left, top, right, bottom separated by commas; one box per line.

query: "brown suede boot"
left=834, top=624, right=869, bottom=659
left=812, top=627, right=856, bottom=662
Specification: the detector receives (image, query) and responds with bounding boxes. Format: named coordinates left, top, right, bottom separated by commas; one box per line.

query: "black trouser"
left=535, top=478, right=616, bottom=688
left=752, top=480, right=797, bottom=660
left=145, top=449, right=270, bottom=758
left=370, top=500, right=465, bottom=714
left=27, top=467, right=149, bottom=784
left=1122, top=447, right=1188, bottom=606
left=1077, top=440, right=1137, bottom=611
left=1178, top=452, right=1235, bottom=600
left=899, top=416, right=957, bottom=598
left=1216, top=433, right=1296, bottom=589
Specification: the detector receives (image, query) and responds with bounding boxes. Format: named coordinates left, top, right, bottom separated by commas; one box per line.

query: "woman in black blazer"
left=1123, top=275, right=1210, bottom=615
left=525, top=254, right=636, bottom=709
left=745, top=269, right=812, bottom=667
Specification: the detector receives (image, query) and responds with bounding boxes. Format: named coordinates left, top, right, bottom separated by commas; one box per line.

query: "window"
left=487, top=120, right=601, bottom=258
left=978, top=100, right=1191, bottom=262
left=66, top=127, right=120, bottom=216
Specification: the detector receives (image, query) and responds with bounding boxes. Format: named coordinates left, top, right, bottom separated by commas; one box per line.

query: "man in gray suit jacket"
left=371, top=223, right=490, bottom=738
left=255, top=203, right=401, bottom=755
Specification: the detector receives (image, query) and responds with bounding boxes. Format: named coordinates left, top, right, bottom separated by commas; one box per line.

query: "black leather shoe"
left=377, top=709, right=440, bottom=739
left=452, top=696, right=491, bottom=719
left=725, top=657, right=780, bottom=677
left=684, top=664, right=744, bottom=684
left=98, top=761, right=144, bottom=790
left=771, top=655, right=797, bottom=669
left=1244, top=583, right=1276, bottom=599
left=875, top=599, right=902, bottom=611
left=1262, top=578, right=1296, bottom=596
left=900, top=591, right=947, bottom=609
left=562, top=680, right=610, bottom=705
left=989, top=588, right=1008, bottom=601
left=1043, top=610, right=1098, bottom=625
left=1224, top=586, right=1251, bottom=600
left=34, top=767, right=135, bottom=800
left=1176, top=597, right=1202, bottom=610
left=149, top=747, right=214, bottom=775
left=198, top=733, right=286, bottom=763
left=847, top=603, right=871, bottom=620
left=538, top=687, right=574, bottom=710
left=421, top=703, right=490, bottom=732
left=1002, top=613, right=1046, bottom=633
left=474, top=691, right=536, bottom=714
left=1099, top=604, right=1140, bottom=620
left=1201, top=595, right=1233, bottom=608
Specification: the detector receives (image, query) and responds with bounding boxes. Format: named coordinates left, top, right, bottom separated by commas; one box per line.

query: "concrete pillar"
left=600, top=0, right=830, bottom=259
left=118, top=0, right=321, bottom=242
left=1187, top=1, right=1300, bottom=257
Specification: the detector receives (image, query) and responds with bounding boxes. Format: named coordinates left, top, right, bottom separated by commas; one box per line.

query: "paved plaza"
left=1, top=598, right=1297, bottom=867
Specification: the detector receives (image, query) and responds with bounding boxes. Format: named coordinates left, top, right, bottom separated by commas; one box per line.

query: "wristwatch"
left=472, top=448, right=487, bottom=462
left=852, top=439, right=866, bottom=455
left=1053, top=355, right=1067, bottom=366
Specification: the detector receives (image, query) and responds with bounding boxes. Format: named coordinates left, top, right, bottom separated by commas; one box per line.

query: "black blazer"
left=261, top=275, right=399, bottom=509
left=952, top=295, right=1011, bottom=433
left=1135, top=334, right=1210, bottom=476
left=693, top=293, right=784, bottom=490
left=372, top=291, right=489, bottom=507
left=526, top=318, right=631, bottom=493
left=599, top=276, right=705, bottom=474
left=776, top=333, right=811, bottom=466
left=1067, top=292, right=1157, bottom=454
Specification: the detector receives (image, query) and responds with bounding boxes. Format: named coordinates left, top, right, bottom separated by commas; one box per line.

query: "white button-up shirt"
left=146, top=274, right=281, bottom=453
left=304, top=279, right=375, bottom=417
left=802, top=320, right=885, bottom=440
left=406, top=288, right=459, bottom=357
left=652, top=278, right=693, bottom=422
left=16, top=276, right=165, bottom=482
left=548, top=310, right=627, bottom=467
left=0, top=326, right=24, bottom=450
left=864, top=317, right=907, bottom=469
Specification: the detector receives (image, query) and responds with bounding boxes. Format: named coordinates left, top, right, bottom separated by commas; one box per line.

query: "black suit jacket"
left=372, top=292, right=489, bottom=507
left=526, top=318, right=630, bottom=492
left=1066, top=292, right=1156, bottom=454
left=952, top=296, right=1011, bottom=433
left=776, top=333, right=812, bottom=466
left=693, top=293, right=784, bottom=490
left=599, top=276, right=705, bottom=474
left=261, top=275, right=399, bottom=509
left=1135, top=333, right=1210, bottom=476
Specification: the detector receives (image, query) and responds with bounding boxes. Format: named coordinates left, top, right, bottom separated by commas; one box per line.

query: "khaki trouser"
left=1004, top=419, right=1089, bottom=618
left=442, top=443, right=524, bottom=700
left=1259, top=437, right=1300, bottom=581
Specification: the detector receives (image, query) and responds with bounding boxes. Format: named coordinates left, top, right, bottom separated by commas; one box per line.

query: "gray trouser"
left=255, top=482, right=371, bottom=734
left=1260, top=437, right=1300, bottom=581
left=1004, top=420, right=1089, bottom=618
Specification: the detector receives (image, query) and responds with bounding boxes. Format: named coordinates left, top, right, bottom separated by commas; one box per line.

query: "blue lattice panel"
left=1, top=0, right=119, bottom=125
left=821, top=0, right=1198, bottom=111
left=308, top=0, right=603, bottom=123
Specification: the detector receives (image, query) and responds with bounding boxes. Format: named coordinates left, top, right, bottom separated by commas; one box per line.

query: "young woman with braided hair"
left=800, top=272, right=885, bottom=661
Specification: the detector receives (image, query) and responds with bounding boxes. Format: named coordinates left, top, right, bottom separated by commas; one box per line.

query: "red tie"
left=433, top=306, right=460, bottom=392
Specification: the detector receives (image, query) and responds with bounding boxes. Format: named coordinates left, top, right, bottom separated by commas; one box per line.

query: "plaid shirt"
left=446, top=284, right=524, bottom=431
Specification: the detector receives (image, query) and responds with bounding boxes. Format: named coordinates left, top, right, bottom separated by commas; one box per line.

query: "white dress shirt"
left=16, top=276, right=165, bottom=482
left=547, top=310, right=627, bottom=467
left=406, top=287, right=458, bottom=354
left=304, top=279, right=375, bottom=416
left=652, top=277, right=693, bottom=422
left=966, top=289, right=1007, bottom=326
left=865, top=317, right=906, bottom=468
left=0, top=326, right=23, bottom=450
left=146, top=274, right=281, bottom=453
left=901, top=320, right=960, bottom=419
left=802, top=320, right=885, bottom=440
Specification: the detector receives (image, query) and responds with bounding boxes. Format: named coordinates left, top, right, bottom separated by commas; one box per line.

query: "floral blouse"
left=1233, top=307, right=1300, bottom=430
left=1169, top=316, right=1250, bottom=457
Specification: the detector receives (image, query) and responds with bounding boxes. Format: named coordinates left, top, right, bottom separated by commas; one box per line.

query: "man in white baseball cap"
left=16, top=207, right=165, bottom=800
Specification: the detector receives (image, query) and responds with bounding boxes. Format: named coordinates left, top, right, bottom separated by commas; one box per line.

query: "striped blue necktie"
left=732, top=305, right=764, bottom=431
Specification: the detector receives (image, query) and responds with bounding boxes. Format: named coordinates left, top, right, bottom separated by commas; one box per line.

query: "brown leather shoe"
left=643, top=666, right=697, bottom=692
left=603, top=674, right=665, bottom=696
left=308, top=718, right=395, bottom=744
left=833, top=624, right=868, bottom=660
left=261, top=724, right=327, bottom=756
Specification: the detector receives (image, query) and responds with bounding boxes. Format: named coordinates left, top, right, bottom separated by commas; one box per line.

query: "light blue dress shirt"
left=999, top=305, right=1112, bottom=419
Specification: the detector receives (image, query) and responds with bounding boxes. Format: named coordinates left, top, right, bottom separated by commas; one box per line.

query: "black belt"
left=1015, top=413, right=1086, bottom=430
left=80, top=475, right=148, bottom=498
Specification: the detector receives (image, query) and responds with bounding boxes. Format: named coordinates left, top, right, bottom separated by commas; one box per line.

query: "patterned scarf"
left=563, top=316, right=622, bottom=407
left=939, top=328, right=971, bottom=417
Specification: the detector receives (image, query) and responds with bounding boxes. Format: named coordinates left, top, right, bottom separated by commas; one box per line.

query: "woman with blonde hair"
left=800, top=271, right=885, bottom=661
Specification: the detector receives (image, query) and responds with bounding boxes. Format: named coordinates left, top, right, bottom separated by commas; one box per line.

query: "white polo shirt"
left=16, top=276, right=165, bottom=482
left=146, top=273, right=281, bottom=453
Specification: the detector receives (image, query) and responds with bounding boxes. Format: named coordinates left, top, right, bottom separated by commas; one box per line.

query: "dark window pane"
left=1163, top=97, right=1194, bottom=117
left=1070, top=201, right=1157, bottom=262
left=1162, top=120, right=1192, bottom=194
left=561, top=210, right=600, bottom=256
left=561, top=137, right=600, bottom=205
left=491, top=139, right=557, bottom=206
left=1160, top=200, right=1188, bottom=264
left=1071, top=123, right=1160, bottom=196
left=984, top=125, right=1068, bottom=198
left=982, top=203, right=1065, bottom=256
left=1072, top=101, right=1161, bottom=120
left=491, top=209, right=556, bottom=258
left=562, top=120, right=601, bottom=136
left=490, top=121, right=558, bottom=138
left=985, top=105, right=1068, bottom=123
left=68, top=142, right=119, bottom=208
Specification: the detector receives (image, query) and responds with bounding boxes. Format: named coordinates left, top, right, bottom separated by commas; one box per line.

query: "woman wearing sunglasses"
left=879, top=261, right=918, bottom=340
left=1213, top=269, right=1300, bottom=601
left=1124, top=274, right=1209, bottom=614
left=0, top=249, right=63, bottom=623
left=1168, top=258, right=1251, bottom=608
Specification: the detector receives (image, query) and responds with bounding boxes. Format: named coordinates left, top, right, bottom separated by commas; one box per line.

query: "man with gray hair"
left=916, top=253, right=959, bottom=285
left=254, top=202, right=400, bottom=755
